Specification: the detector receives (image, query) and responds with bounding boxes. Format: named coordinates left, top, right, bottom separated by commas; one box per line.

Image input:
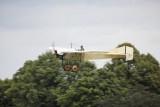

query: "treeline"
left=0, top=43, right=160, bottom=107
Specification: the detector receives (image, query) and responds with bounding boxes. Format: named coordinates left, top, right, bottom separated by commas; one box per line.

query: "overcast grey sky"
left=0, top=0, right=160, bottom=80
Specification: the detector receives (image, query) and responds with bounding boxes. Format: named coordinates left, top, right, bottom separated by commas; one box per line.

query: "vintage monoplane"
left=48, top=45, right=133, bottom=71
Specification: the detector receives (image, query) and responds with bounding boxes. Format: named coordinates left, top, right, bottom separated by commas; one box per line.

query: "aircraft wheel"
left=72, top=65, right=78, bottom=72
left=64, top=64, right=70, bottom=71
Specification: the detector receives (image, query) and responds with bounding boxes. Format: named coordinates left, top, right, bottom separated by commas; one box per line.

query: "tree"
left=0, top=79, right=14, bottom=107
left=57, top=68, right=129, bottom=107
left=103, top=43, right=160, bottom=94
left=5, top=52, right=62, bottom=107
left=122, top=84, right=160, bottom=107
left=93, top=84, right=160, bottom=107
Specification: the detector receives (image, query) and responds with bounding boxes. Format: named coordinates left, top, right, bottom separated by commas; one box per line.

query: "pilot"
left=80, top=45, right=84, bottom=51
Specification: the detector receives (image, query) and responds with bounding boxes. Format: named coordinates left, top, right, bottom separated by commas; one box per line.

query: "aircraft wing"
left=64, top=46, right=133, bottom=61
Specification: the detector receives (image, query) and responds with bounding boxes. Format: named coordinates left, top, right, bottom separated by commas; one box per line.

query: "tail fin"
left=125, top=46, right=134, bottom=61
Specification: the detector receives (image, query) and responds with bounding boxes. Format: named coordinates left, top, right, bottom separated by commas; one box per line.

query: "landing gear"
left=64, top=64, right=70, bottom=71
left=62, top=59, right=81, bottom=72
left=72, top=65, right=78, bottom=72
left=64, top=64, right=78, bottom=72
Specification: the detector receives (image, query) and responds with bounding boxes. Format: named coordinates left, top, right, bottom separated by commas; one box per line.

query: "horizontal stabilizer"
left=106, top=46, right=125, bottom=54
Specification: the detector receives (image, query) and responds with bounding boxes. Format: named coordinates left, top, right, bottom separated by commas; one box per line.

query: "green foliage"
left=57, top=69, right=129, bottom=107
left=0, top=79, right=14, bottom=107
left=122, top=85, right=160, bottom=107
left=104, top=42, right=160, bottom=94
left=5, top=52, right=61, bottom=107
left=93, top=84, right=160, bottom=107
